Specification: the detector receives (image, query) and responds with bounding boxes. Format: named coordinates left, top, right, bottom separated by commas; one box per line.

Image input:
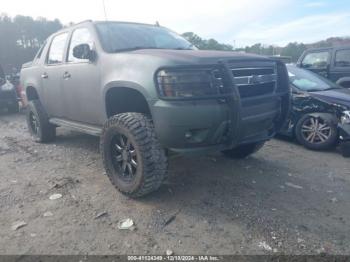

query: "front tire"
left=100, top=113, right=168, bottom=198
left=222, top=141, right=265, bottom=159
left=26, top=100, right=56, bottom=143
left=295, top=114, right=337, bottom=150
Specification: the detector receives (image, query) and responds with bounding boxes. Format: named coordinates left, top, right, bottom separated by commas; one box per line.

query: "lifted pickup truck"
left=21, top=21, right=290, bottom=197
left=297, top=46, right=350, bottom=88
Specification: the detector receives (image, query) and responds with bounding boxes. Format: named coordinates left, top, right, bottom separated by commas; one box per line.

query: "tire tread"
left=100, top=113, right=168, bottom=198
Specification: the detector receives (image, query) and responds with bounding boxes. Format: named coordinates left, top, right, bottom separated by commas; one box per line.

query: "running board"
left=49, top=118, right=102, bottom=136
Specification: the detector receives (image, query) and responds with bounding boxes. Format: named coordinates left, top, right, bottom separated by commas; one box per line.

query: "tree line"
left=182, top=32, right=350, bottom=62
left=0, top=14, right=62, bottom=73
left=1, top=14, right=349, bottom=74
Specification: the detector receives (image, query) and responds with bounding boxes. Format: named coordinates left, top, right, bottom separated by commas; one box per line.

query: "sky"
left=1, top=0, right=349, bottom=47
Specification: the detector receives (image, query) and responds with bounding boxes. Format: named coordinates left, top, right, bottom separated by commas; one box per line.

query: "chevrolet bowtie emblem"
left=248, top=75, right=261, bottom=84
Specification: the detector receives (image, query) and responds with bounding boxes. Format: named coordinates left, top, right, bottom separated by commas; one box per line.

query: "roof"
left=53, top=20, right=161, bottom=35
left=306, top=46, right=350, bottom=52
left=93, top=20, right=161, bottom=27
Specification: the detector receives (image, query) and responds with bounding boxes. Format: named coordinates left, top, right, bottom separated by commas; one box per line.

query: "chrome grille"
left=231, top=67, right=277, bottom=98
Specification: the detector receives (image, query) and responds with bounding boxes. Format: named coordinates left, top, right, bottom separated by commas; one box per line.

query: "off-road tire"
left=100, top=113, right=168, bottom=198
left=26, top=100, right=56, bottom=143
left=295, top=114, right=337, bottom=150
left=7, top=101, right=19, bottom=113
left=222, top=141, right=265, bottom=159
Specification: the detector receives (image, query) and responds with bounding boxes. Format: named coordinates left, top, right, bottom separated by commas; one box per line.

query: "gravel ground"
left=0, top=111, right=350, bottom=255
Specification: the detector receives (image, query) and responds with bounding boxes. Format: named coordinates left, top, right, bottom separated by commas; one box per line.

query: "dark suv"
left=20, top=21, right=290, bottom=197
left=0, top=64, right=19, bottom=113
left=297, top=46, right=350, bottom=88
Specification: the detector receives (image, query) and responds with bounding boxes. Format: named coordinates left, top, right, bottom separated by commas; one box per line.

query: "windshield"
left=287, top=65, right=340, bottom=92
left=95, top=22, right=195, bottom=53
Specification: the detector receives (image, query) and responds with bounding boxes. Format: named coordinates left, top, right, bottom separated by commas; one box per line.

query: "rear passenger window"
left=35, top=41, right=46, bottom=60
left=335, top=49, right=350, bottom=67
left=302, top=51, right=329, bottom=69
left=47, top=33, right=68, bottom=64
left=68, top=28, right=94, bottom=62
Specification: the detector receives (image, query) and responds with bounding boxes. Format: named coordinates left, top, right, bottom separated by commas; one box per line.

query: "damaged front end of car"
left=284, top=91, right=350, bottom=155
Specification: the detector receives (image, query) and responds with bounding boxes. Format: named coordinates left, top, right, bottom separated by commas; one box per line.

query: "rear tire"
left=100, top=113, right=168, bottom=198
left=26, top=100, right=56, bottom=143
left=222, top=141, right=265, bottom=159
left=295, top=114, right=337, bottom=150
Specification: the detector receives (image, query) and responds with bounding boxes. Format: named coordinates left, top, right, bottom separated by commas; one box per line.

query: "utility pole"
left=102, top=0, right=108, bottom=21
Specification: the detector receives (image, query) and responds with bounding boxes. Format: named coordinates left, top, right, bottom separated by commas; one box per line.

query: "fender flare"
left=24, top=84, right=41, bottom=101
left=102, top=81, right=150, bottom=100
left=101, top=81, right=153, bottom=119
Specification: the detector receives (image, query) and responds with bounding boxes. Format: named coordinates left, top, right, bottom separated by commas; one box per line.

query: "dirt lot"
left=0, top=111, right=350, bottom=255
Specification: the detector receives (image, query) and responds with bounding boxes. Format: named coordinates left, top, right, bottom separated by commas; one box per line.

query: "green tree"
left=280, top=42, right=307, bottom=62
left=0, top=14, right=62, bottom=73
left=182, top=32, right=233, bottom=51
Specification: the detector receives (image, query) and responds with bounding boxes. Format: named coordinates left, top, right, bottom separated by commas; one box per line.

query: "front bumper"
left=152, top=97, right=281, bottom=153
left=151, top=60, right=290, bottom=153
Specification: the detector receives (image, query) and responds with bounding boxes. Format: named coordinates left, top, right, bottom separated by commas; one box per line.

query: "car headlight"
left=156, top=68, right=226, bottom=99
left=341, top=110, right=350, bottom=124
left=1, top=81, right=14, bottom=91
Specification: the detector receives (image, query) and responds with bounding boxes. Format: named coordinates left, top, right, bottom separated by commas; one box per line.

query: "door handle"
left=41, top=73, right=48, bottom=79
left=63, top=72, right=71, bottom=79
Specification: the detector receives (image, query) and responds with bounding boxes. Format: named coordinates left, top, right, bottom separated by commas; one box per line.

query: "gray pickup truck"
left=21, top=20, right=290, bottom=197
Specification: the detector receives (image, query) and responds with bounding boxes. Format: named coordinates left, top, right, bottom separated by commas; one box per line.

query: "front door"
left=61, top=27, right=101, bottom=125
left=300, top=50, right=330, bottom=79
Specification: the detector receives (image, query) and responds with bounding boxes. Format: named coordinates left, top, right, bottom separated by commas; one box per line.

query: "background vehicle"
left=279, top=64, right=350, bottom=156
left=21, top=21, right=290, bottom=197
left=297, top=46, right=350, bottom=88
left=0, top=64, right=19, bottom=113
left=8, top=68, right=25, bottom=107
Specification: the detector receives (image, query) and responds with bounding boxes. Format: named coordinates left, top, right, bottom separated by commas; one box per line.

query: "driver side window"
left=302, top=51, right=329, bottom=69
left=67, top=28, right=94, bottom=62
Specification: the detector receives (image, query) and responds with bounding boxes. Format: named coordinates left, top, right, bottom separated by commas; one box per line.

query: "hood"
left=309, top=88, right=350, bottom=108
left=126, top=49, right=272, bottom=65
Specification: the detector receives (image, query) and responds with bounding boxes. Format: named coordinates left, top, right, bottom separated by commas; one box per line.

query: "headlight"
left=156, top=68, right=226, bottom=99
left=341, top=110, right=350, bottom=124
left=1, top=81, right=14, bottom=91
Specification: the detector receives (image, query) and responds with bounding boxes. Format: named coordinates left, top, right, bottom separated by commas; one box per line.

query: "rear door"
left=331, top=48, right=350, bottom=82
left=41, top=32, right=69, bottom=117
left=61, top=27, right=101, bottom=124
left=299, top=50, right=331, bottom=79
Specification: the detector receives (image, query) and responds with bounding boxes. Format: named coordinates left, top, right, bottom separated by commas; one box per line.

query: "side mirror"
left=73, top=44, right=96, bottom=61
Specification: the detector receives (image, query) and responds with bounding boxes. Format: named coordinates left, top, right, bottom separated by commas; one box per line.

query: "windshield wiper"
left=174, top=47, right=193, bottom=50
left=113, top=44, right=195, bottom=52
left=174, top=44, right=195, bottom=50
left=305, top=89, right=324, bottom=92
left=324, top=87, right=341, bottom=91
left=113, top=47, right=164, bottom=53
